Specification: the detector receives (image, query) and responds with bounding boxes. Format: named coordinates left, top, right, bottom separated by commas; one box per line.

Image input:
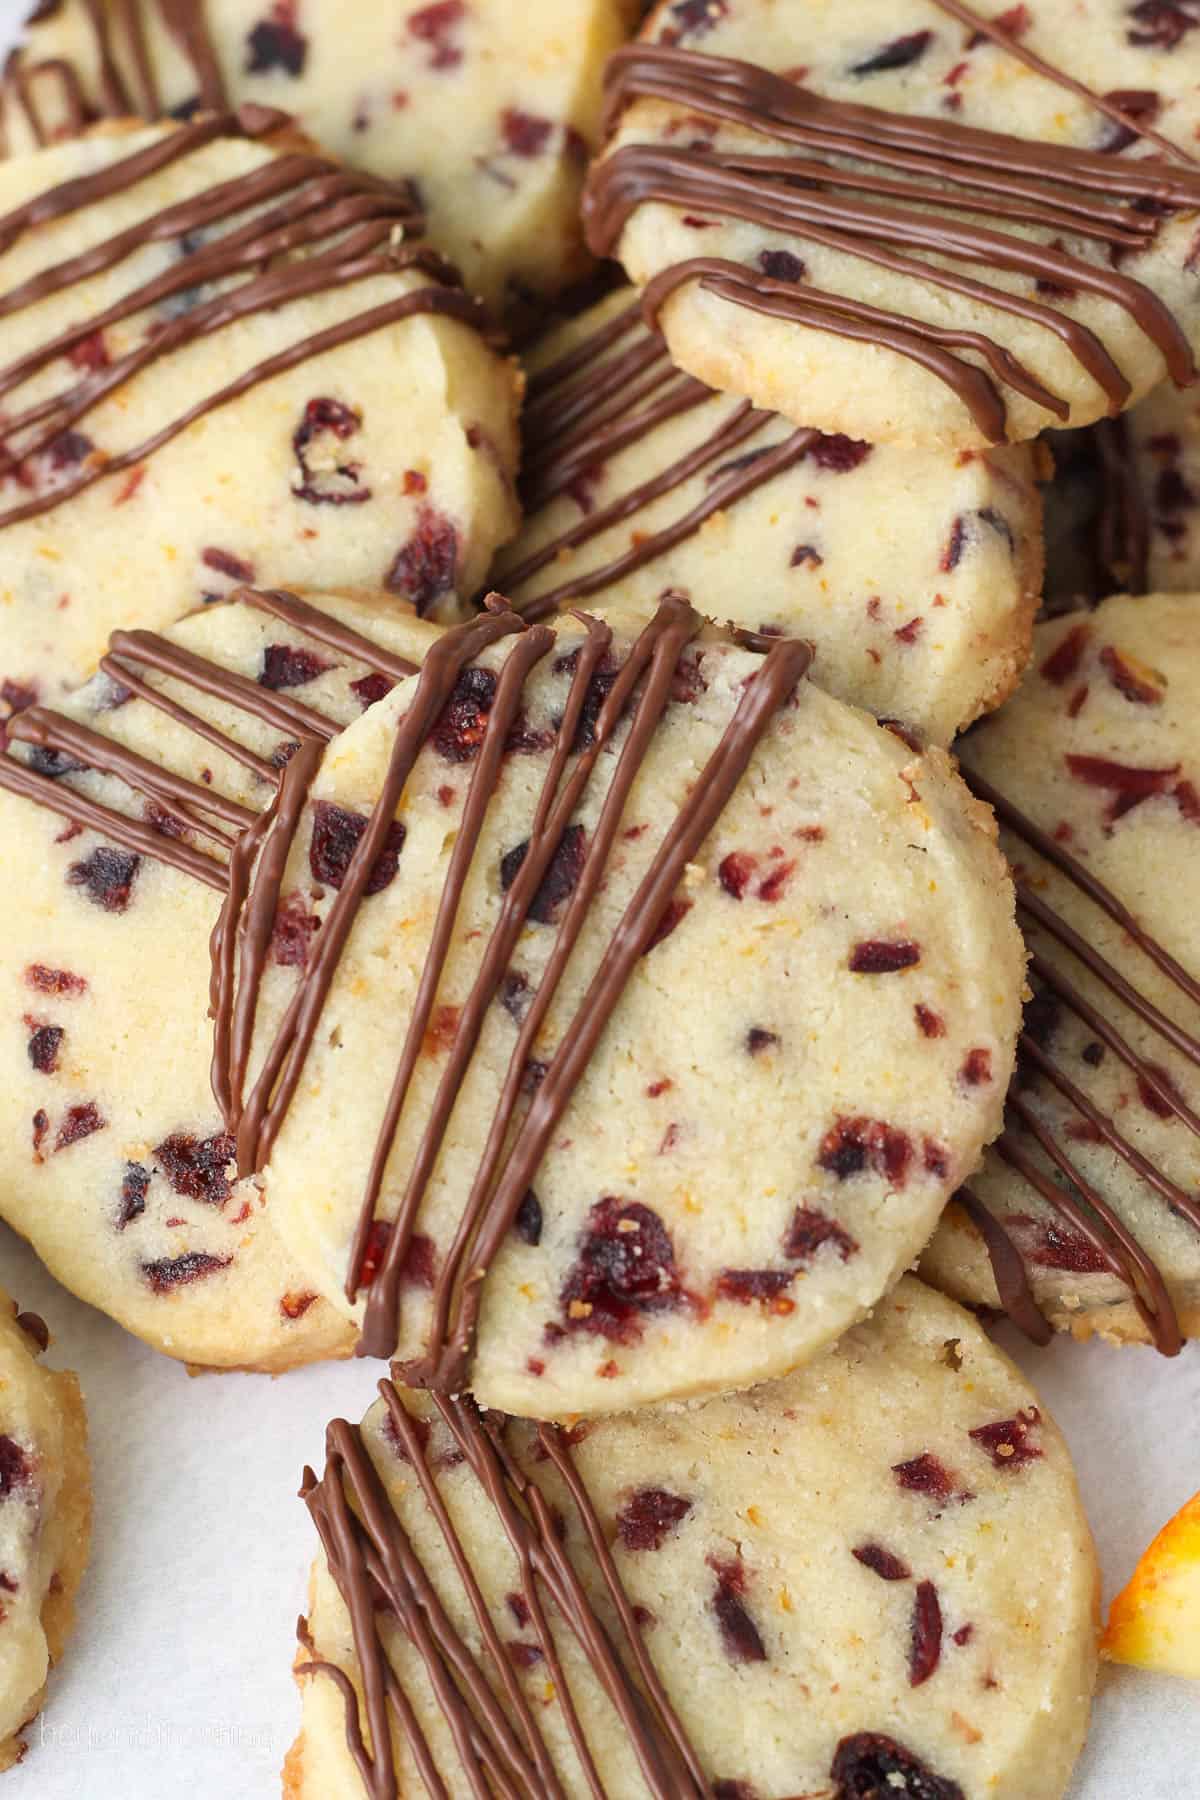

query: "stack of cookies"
left=0, top=2, right=1197, bottom=1793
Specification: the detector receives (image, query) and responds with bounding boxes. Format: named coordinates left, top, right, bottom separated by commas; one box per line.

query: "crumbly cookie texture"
left=1, top=0, right=640, bottom=313
left=589, top=0, right=1200, bottom=450
left=921, top=592, right=1200, bottom=1350
left=0, top=1294, right=90, bottom=1773
left=497, top=283, right=1044, bottom=742
left=244, top=601, right=1024, bottom=1416
left=0, top=114, right=521, bottom=709
left=0, top=588, right=448, bottom=1372
left=288, top=1279, right=1098, bottom=1800
left=1045, top=381, right=1200, bottom=606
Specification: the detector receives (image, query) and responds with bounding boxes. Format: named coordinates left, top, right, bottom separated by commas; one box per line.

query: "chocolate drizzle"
left=212, top=594, right=811, bottom=1376
left=0, top=586, right=416, bottom=891
left=0, top=106, right=502, bottom=529
left=300, top=1385, right=714, bottom=1799
left=583, top=39, right=1200, bottom=442
left=955, top=768, right=1200, bottom=1353
left=502, top=295, right=820, bottom=618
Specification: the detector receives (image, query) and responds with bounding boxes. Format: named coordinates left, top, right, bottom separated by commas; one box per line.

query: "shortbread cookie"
left=0, top=1294, right=90, bottom=1773
left=227, top=595, right=1024, bottom=1416
left=585, top=2, right=1200, bottom=450
left=0, top=110, right=520, bottom=710
left=287, top=1278, right=1098, bottom=1800
left=497, top=283, right=1045, bottom=741
left=0, top=0, right=639, bottom=314
left=0, top=586, right=448, bottom=1372
left=921, top=592, right=1200, bottom=1352
left=1045, top=382, right=1200, bottom=605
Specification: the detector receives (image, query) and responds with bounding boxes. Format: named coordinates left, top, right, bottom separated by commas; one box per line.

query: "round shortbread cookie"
left=232, top=597, right=1024, bottom=1416
left=0, top=1293, right=90, bottom=1773
left=0, top=586, right=449, bottom=1372
left=1045, top=381, right=1200, bottom=606
left=0, top=0, right=640, bottom=315
left=921, top=592, right=1200, bottom=1352
left=0, top=111, right=520, bottom=711
left=496, top=283, right=1045, bottom=743
left=585, top=1, right=1200, bottom=450
left=287, top=1279, right=1098, bottom=1800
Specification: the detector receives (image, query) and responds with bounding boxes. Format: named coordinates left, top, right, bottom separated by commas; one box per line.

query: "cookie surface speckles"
left=288, top=1280, right=1098, bottom=1800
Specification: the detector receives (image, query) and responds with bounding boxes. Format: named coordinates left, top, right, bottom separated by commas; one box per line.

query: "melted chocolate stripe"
left=953, top=1185, right=1053, bottom=1346
left=109, top=628, right=339, bottom=743
left=524, top=369, right=710, bottom=514
left=240, top=589, right=419, bottom=683
left=527, top=299, right=644, bottom=399
left=99, top=649, right=278, bottom=785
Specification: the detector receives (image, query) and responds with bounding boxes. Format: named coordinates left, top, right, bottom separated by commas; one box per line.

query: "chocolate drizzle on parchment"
left=503, top=294, right=822, bottom=617
left=212, top=594, right=811, bottom=1377
left=0, top=104, right=498, bottom=529
left=583, top=23, right=1200, bottom=442
left=301, top=1386, right=713, bottom=1799
left=956, top=770, right=1200, bottom=1354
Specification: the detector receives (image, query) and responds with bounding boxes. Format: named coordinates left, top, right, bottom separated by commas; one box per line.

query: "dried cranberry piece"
left=783, top=1205, right=859, bottom=1263
left=55, top=1101, right=105, bottom=1151
left=746, top=1027, right=779, bottom=1055
left=660, top=0, right=730, bottom=43
left=939, top=516, right=966, bottom=572
left=259, top=644, right=333, bottom=691
left=385, top=506, right=459, bottom=613
left=559, top=1198, right=681, bottom=1343
left=280, top=1291, right=318, bottom=1320
left=67, top=847, right=141, bottom=913
left=26, top=1024, right=63, bottom=1074
left=718, top=851, right=757, bottom=898
left=142, top=1251, right=231, bottom=1293
left=1066, top=752, right=1180, bottom=827
left=790, top=544, right=823, bottom=569
left=25, top=964, right=86, bottom=997
left=850, top=939, right=921, bottom=974
left=291, top=397, right=369, bottom=507
left=832, top=1733, right=964, bottom=1800
left=431, top=667, right=497, bottom=763
left=645, top=897, right=692, bottom=953
left=201, top=546, right=255, bottom=583
left=959, top=1048, right=992, bottom=1087
left=808, top=434, right=872, bottom=474
left=894, top=618, right=922, bottom=645
left=245, top=5, right=308, bottom=75
left=554, top=648, right=620, bottom=750
left=1099, top=645, right=1164, bottom=705
left=968, top=1407, right=1042, bottom=1469
left=914, top=1003, right=945, bottom=1039
left=270, top=892, right=319, bottom=969
left=408, top=0, right=466, bottom=68
left=615, top=1487, right=692, bottom=1551
left=309, top=802, right=406, bottom=896
left=853, top=1543, right=912, bottom=1581
left=1040, top=623, right=1091, bottom=686
left=818, top=1116, right=912, bottom=1187
left=507, top=1641, right=543, bottom=1670
left=501, top=108, right=553, bottom=156
left=1126, top=2, right=1198, bottom=51
left=515, top=1190, right=543, bottom=1246
left=401, top=1234, right=438, bottom=1290
left=850, top=31, right=934, bottom=75
left=46, top=430, right=93, bottom=469
left=382, top=1409, right=432, bottom=1464
left=68, top=328, right=109, bottom=372
left=1099, top=88, right=1161, bottom=152
left=908, top=1580, right=943, bottom=1686
left=893, top=1453, right=955, bottom=1500
left=1006, top=1213, right=1108, bottom=1273
left=350, top=672, right=394, bottom=710
left=31, top=1111, right=48, bottom=1157
left=1136, top=1060, right=1186, bottom=1119
left=28, top=745, right=86, bottom=779
left=500, top=970, right=531, bottom=1023
left=1, top=679, right=37, bottom=717
left=117, top=1163, right=150, bottom=1230
left=709, top=1558, right=767, bottom=1663
left=153, top=1132, right=235, bottom=1206
left=716, top=1268, right=794, bottom=1306
left=0, top=1439, right=32, bottom=1498
left=758, top=249, right=806, bottom=283
left=500, top=824, right=586, bottom=924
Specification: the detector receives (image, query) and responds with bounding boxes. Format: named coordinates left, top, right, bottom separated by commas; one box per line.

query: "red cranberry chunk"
left=914, top=1004, right=945, bottom=1039
left=154, top=1132, right=235, bottom=1206
left=506, top=1640, right=543, bottom=1670
left=615, top=1487, right=693, bottom=1551
left=245, top=8, right=308, bottom=75
left=1007, top=1213, right=1108, bottom=1273
left=385, top=506, right=459, bottom=614
left=350, top=672, right=395, bottom=710
left=431, top=667, right=497, bottom=763
left=759, top=249, right=806, bottom=283
left=1065, top=753, right=1180, bottom=826
left=645, top=896, right=692, bottom=953
left=850, top=939, right=921, bottom=974
left=500, top=969, right=532, bottom=1024
left=661, top=0, right=730, bottom=42
left=1127, top=3, right=1198, bottom=51
left=808, top=434, right=872, bottom=474
left=716, top=1268, right=794, bottom=1306
left=851, top=31, right=934, bottom=76
left=853, top=1542, right=912, bottom=1582
left=1099, top=645, right=1165, bottom=705
left=1040, top=623, right=1091, bottom=686
left=554, top=648, right=619, bottom=751
left=818, top=1116, right=912, bottom=1187
left=709, top=1558, right=767, bottom=1664
left=959, top=1048, right=992, bottom=1088
left=746, top=1027, right=779, bottom=1055
left=718, top=851, right=757, bottom=899
left=67, top=847, right=141, bottom=913
left=939, top=516, right=966, bottom=572
left=117, top=1163, right=150, bottom=1229
left=270, top=892, right=320, bottom=969
left=31, top=1111, right=48, bottom=1157
left=0, top=1438, right=32, bottom=1499
left=291, top=397, right=369, bottom=507
left=501, top=109, right=553, bottom=156
left=29, top=744, right=86, bottom=780
left=968, top=1408, right=1042, bottom=1469
left=408, top=0, right=466, bottom=68
left=909, top=1580, right=943, bottom=1686
left=783, top=1205, right=859, bottom=1264
left=26, top=1023, right=63, bottom=1074
left=309, top=802, right=406, bottom=896
left=1136, top=1061, right=1186, bottom=1119
left=559, top=1198, right=681, bottom=1343
left=259, top=644, right=333, bottom=691
left=893, top=1453, right=954, bottom=1500
left=25, top=964, right=86, bottom=996
left=47, top=429, right=93, bottom=469
left=382, top=1408, right=432, bottom=1465
left=280, top=1291, right=318, bottom=1320
left=1097, top=89, right=1161, bottom=153
left=55, top=1101, right=105, bottom=1151
left=832, top=1732, right=964, bottom=1800
left=514, top=1190, right=543, bottom=1247
left=1, top=679, right=37, bottom=718
left=500, top=824, right=586, bottom=925
left=402, top=1234, right=438, bottom=1290
left=142, top=1251, right=232, bottom=1293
